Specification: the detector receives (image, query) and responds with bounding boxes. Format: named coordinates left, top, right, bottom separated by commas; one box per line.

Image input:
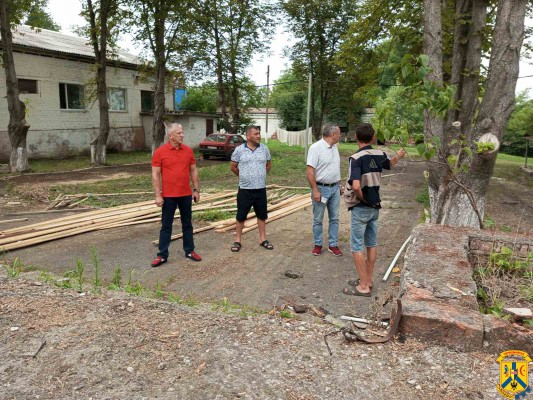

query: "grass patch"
left=23, top=151, right=152, bottom=174
left=194, top=210, right=234, bottom=222
left=474, top=245, right=533, bottom=319
left=415, top=186, right=430, bottom=208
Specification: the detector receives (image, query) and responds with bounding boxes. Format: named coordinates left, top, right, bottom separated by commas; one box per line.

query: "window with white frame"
left=108, top=88, right=127, bottom=111
left=59, top=83, right=85, bottom=110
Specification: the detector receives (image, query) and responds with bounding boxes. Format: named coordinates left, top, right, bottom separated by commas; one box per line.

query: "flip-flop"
left=342, top=286, right=371, bottom=297
left=259, top=240, right=274, bottom=250
left=348, top=279, right=373, bottom=288
left=231, top=242, right=241, bottom=252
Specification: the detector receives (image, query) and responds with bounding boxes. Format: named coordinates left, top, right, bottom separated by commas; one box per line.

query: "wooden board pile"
left=1, top=185, right=311, bottom=251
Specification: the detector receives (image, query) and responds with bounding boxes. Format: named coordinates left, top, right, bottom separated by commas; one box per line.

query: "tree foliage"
left=269, top=69, right=307, bottom=130
left=24, top=0, right=60, bottom=31
left=501, top=90, right=533, bottom=156
left=180, top=83, right=218, bottom=114
left=0, top=0, right=57, bottom=171
left=183, top=0, right=275, bottom=133
left=282, top=0, right=355, bottom=137
left=128, top=0, right=189, bottom=150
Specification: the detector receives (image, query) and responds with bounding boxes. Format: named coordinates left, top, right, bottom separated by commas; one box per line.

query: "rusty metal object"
left=342, top=299, right=402, bottom=344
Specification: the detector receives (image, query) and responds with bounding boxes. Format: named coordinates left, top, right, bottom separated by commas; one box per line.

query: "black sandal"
left=259, top=240, right=274, bottom=250
left=231, top=242, right=241, bottom=252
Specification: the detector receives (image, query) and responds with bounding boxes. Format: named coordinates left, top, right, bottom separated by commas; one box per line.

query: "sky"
left=46, top=0, right=533, bottom=94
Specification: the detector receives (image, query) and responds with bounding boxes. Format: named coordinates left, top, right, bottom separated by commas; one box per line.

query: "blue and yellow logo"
left=497, top=350, right=531, bottom=399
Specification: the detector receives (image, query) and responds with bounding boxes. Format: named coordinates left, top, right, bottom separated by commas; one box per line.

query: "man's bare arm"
left=190, top=163, right=200, bottom=202
left=306, top=165, right=321, bottom=202
left=266, top=160, right=272, bottom=173
left=390, top=149, right=406, bottom=166
left=351, top=179, right=365, bottom=202
left=230, top=161, right=239, bottom=177
left=152, top=166, right=163, bottom=207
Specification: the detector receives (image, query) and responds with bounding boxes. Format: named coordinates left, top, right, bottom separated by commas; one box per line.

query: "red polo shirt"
left=152, top=142, right=196, bottom=197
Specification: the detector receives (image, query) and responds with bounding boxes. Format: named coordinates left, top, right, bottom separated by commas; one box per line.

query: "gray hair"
left=245, top=125, right=260, bottom=135
left=322, top=124, right=340, bottom=137
left=165, top=122, right=182, bottom=135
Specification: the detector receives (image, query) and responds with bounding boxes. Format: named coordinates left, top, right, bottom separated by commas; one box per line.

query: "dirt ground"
left=0, top=159, right=427, bottom=318
left=0, top=158, right=531, bottom=399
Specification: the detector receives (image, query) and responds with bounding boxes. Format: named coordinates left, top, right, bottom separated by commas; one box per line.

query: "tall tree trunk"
left=0, top=1, right=30, bottom=172
left=434, top=0, right=527, bottom=228
left=88, top=0, right=111, bottom=165
left=230, top=68, right=240, bottom=134
left=212, top=4, right=232, bottom=133
left=151, top=12, right=167, bottom=152
left=423, top=0, right=445, bottom=220
left=425, top=0, right=527, bottom=228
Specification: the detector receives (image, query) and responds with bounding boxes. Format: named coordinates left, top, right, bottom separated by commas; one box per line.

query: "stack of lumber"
left=154, top=189, right=311, bottom=244
left=1, top=185, right=311, bottom=251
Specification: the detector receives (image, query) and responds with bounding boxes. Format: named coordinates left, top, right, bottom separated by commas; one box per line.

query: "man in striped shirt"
left=343, top=123, right=405, bottom=296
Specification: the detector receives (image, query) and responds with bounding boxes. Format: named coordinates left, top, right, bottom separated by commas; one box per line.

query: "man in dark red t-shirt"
left=151, top=123, right=201, bottom=267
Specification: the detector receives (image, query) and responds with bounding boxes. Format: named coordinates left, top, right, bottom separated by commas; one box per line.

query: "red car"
left=198, top=133, right=245, bottom=160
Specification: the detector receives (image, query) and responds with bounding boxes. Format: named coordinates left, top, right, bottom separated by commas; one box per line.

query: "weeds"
left=124, top=270, right=144, bottom=295
left=167, top=293, right=183, bottom=304
left=279, top=310, right=293, bottom=319
left=108, top=266, right=123, bottom=290
left=4, top=258, right=22, bottom=278
left=185, top=295, right=199, bottom=307
left=474, top=245, right=533, bottom=317
left=90, top=246, right=101, bottom=293
left=153, top=282, right=165, bottom=299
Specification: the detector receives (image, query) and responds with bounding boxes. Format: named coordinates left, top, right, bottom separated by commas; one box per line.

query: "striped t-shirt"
left=347, top=145, right=391, bottom=208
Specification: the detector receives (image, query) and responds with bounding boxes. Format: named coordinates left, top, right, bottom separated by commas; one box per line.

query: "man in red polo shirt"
left=151, top=123, right=201, bottom=267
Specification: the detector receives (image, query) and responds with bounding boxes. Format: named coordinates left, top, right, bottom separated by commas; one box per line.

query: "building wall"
left=0, top=51, right=173, bottom=160
left=142, top=114, right=214, bottom=149
left=249, top=113, right=280, bottom=139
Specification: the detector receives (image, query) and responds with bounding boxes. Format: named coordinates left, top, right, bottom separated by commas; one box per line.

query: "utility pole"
left=265, top=65, right=269, bottom=143
left=304, top=72, right=312, bottom=161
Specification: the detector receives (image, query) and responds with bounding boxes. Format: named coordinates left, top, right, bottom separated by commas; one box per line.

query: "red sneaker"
left=186, top=251, right=202, bottom=262
left=328, top=246, right=343, bottom=257
left=151, top=256, right=167, bottom=268
left=312, top=245, right=322, bottom=256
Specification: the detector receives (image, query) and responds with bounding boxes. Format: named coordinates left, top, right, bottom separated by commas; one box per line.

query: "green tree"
left=180, top=83, right=218, bottom=113
left=24, top=0, right=60, bottom=31
left=128, top=0, right=188, bottom=151
left=282, top=0, right=355, bottom=138
left=269, top=69, right=307, bottom=130
left=81, top=0, right=123, bottom=165
left=501, top=90, right=533, bottom=156
left=186, top=0, right=275, bottom=133
left=0, top=0, right=54, bottom=172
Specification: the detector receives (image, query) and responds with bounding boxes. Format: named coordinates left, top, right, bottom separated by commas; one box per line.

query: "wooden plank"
left=241, top=199, right=311, bottom=234
left=0, top=218, right=29, bottom=224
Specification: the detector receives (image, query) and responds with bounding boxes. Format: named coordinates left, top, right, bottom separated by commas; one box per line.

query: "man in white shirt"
left=306, top=125, right=343, bottom=256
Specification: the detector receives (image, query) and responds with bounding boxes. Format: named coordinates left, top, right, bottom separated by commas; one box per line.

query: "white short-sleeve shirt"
left=306, top=139, right=341, bottom=184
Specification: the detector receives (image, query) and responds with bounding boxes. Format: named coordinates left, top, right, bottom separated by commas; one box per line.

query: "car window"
left=205, top=134, right=227, bottom=142
left=231, top=136, right=244, bottom=143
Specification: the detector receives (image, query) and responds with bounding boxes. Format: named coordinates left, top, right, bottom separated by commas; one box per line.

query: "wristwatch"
left=193, top=188, right=199, bottom=192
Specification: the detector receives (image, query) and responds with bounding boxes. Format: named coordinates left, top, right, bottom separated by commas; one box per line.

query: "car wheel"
left=203, top=154, right=210, bottom=160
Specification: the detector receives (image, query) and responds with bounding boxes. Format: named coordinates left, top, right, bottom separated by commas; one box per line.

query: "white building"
left=0, top=26, right=217, bottom=160
left=247, top=107, right=280, bottom=139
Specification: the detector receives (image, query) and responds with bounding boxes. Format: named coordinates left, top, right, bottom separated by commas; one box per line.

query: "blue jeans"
left=350, top=205, right=379, bottom=252
left=157, top=196, right=194, bottom=259
left=312, top=184, right=340, bottom=247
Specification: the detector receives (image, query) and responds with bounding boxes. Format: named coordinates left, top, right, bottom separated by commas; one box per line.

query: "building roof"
left=248, top=107, right=278, bottom=114
left=4, top=25, right=141, bottom=66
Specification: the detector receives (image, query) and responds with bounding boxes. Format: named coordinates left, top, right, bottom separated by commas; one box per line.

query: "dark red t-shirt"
left=151, top=142, right=196, bottom=197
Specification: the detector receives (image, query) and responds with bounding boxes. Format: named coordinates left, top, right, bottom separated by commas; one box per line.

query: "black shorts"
left=236, top=188, right=268, bottom=222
